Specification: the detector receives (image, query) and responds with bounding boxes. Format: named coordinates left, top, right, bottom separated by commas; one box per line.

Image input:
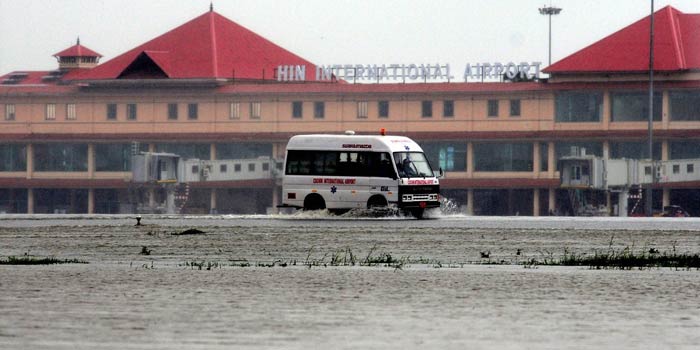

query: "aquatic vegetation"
left=0, top=256, right=88, bottom=265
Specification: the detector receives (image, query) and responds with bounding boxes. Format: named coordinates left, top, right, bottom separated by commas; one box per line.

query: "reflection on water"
left=1, top=215, right=699, bottom=349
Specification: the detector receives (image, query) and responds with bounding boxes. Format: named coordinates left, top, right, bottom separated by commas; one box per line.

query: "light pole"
left=539, top=5, right=562, bottom=67
left=646, top=0, right=655, bottom=216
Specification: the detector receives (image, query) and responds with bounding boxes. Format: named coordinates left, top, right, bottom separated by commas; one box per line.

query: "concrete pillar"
left=603, top=140, right=610, bottom=160
left=662, top=188, right=670, bottom=207
left=88, top=188, right=95, bottom=214
left=466, top=142, right=474, bottom=177
left=87, top=143, right=95, bottom=178
left=466, top=189, right=474, bottom=215
left=606, top=191, right=612, bottom=215
left=210, top=188, right=217, bottom=214
left=26, top=143, right=34, bottom=179
left=533, top=188, right=540, bottom=217
left=662, top=90, right=670, bottom=129
left=148, top=188, right=155, bottom=208
left=618, top=189, right=629, bottom=217
left=148, top=143, right=155, bottom=153
left=661, top=140, right=669, bottom=161
left=27, top=188, right=34, bottom=214
left=271, top=186, right=280, bottom=214
left=547, top=141, right=555, bottom=177
left=602, top=90, right=611, bottom=128
left=548, top=187, right=556, bottom=214
left=533, top=142, right=541, bottom=177
left=210, top=143, right=217, bottom=160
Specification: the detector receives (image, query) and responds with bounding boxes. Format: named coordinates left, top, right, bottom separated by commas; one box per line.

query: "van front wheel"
left=303, top=194, right=326, bottom=211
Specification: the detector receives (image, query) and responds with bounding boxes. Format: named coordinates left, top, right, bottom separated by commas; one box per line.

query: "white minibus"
left=281, top=131, right=441, bottom=217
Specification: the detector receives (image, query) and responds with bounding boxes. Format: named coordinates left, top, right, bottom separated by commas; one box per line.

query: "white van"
left=281, top=131, right=441, bottom=217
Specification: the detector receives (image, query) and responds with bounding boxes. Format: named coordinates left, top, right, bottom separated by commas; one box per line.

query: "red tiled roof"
left=545, top=6, right=700, bottom=73
left=53, top=44, right=102, bottom=58
left=72, top=10, right=317, bottom=81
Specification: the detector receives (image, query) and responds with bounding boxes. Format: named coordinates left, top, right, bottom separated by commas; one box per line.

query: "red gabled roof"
left=53, top=43, right=102, bottom=58
left=545, top=6, right=700, bottom=74
left=72, top=10, right=317, bottom=81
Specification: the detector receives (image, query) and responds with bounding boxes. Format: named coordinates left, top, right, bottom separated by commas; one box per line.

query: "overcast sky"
left=1, top=0, right=699, bottom=78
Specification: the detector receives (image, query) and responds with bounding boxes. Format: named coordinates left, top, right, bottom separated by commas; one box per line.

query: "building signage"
left=276, top=62, right=541, bottom=82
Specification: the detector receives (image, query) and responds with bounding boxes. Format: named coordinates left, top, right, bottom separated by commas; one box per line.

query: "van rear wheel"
left=367, top=195, right=388, bottom=209
left=303, top=194, right=326, bottom=211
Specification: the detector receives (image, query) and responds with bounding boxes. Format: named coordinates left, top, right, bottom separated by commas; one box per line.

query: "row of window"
left=3, top=90, right=698, bottom=121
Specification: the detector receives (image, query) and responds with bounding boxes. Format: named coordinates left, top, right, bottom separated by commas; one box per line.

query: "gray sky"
left=1, top=0, right=699, bottom=78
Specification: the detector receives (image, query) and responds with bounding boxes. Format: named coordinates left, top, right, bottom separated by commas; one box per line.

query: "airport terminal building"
left=1, top=6, right=699, bottom=215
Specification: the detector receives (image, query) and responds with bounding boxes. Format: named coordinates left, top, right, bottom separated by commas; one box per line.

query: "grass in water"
left=0, top=256, right=88, bottom=265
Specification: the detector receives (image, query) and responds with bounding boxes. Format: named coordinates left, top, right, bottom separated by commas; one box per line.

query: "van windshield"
left=394, top=152, right=434, bottom=178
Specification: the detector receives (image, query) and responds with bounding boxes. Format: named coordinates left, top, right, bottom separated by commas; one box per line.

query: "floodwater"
left=1, top=212, right=700, bottom=349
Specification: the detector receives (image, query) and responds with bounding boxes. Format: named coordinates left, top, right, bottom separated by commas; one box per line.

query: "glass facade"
left=609, top=141, right=661, bottom=160
left=34, top=143, right=87, bottom=171
left=96, top=143, right=133, bottom=171
left=0, top=144, right=26, bottom=171
left=473, top=143, right=533, bottom=172
left=670, top=90, right=700, bottom=121
left=555, top=91, right=603, bottom=122
left=611, top=91, right=662, bottom=122
left=669, top=140, right=700, bottom=160
left=156, top=143, right=210, bottom=160
left=216, top=143, right=272, bottom=160
left=420, top=142, right=466, bottom=172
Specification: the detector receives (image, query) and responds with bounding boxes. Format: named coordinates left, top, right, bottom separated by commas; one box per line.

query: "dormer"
left=53, top=38, right=102, bottom=70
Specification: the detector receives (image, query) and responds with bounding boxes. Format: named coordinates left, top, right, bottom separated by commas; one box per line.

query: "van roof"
left=286, top=134, right=424, bottom=153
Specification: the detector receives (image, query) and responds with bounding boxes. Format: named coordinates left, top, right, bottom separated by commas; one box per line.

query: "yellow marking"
left=311, top=189, right=317, bottom=193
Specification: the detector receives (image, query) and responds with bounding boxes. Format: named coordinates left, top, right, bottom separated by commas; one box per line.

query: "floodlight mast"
left=539, top=5, right=562, bottom=67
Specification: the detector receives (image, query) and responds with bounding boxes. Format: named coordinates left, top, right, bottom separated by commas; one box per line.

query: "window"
left=248, top=163, right=256, bottom=172
left=292, top=101, right=303, bottom=119
left=5, top=104, right=16, bottom=121
left=688, top=164, right=694, bottom=174
left=234, top=164, right=241, bottom=172
left=250, top=102, right=261, bottom=119
left=220, top=164, right=227, bottom=173
left=670, top=90, right=700, bottom=121
left=107, top=103, right=117, bottom=120
left=314, top=101, right=325, bottom=119
left=229, top=102, right=240, bottom=120
left=571, top=166, right=581, bottom=180
left=95, top=143, right=132, bottom=171
left=262, top=163, right=269, bottom=171
left=540, top=142, right=549, bottom=172
left=45, top=103, right=56, bottom=120
left=66, top=104, right=76, bottom=120
left=285, top=150, right=400, bottom=178
left=473, top=143, right=534, bottom=172
left=443, top=100, right=454, bottom=118
left=421, top=101, right=433, bottom=118
left=191, top=165, right=199, bottom=174
left=188, top=103, right=198, bottom=120
left=487, top=100, right=498, bottom=117
left=33, top=143, right=88, bottom=171
left=357, top=101, right=368, bottom=118
left=555, top=91, right=603, bottom=122
left=420, top=142, right=467, bottom=172
left=510, top=99, right=521, bottom=117
left=644, top=166, right=652, bottom=175
left=611, top=91, right=662, bottom=122
left=0, top=144, right=27, bottom=171
left=168, top=103, right=178, bottom=120
left=127, top=104, right=137, bottom=120
left=378, top=101, right=389, bottom=118
left=673, top=164, right=680, bottom=174
left=610, top=141, right=661, bottom=160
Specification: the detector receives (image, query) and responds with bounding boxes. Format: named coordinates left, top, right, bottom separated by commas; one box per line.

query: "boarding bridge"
left=559, top=149, right=700, bottom=216
left=131, top=152, right=278, bottom=214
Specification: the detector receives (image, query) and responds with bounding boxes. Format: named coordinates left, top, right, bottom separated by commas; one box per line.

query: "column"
left=602, top=140, right=610, bottom=160
left=466, top=189, right=474, bottom=215
left=210, top=143, right=217, bottom=160
left=88, top=188, right=95, bottom=214
left=466, top=142, right=474, bottom=177
left=533, top=142, right=541, bottom=178
left=26, top=143, right=34, bottom=179
left=662, top=188, right=670, bottom=208
left=662, top=90, right=670, bottom=129
left=533, top=188, right=540, bottom=217
left=210, top=188, right=217, bottom=214
left=27, top=188, right=34, bottom=214
left=602, top=91, right=611, bottom=128
left=87, top=143, right=95, bottom=178
left=606, top=191, right=612, bottom=216
left=148, top=188, right=155, bottom=208
left=618, top=190, right=629, bottom=217
left=547, top=141, right=555, bottom=178
left=548, top=187, right=556, bottom=214
left=271, top=186, right=280, bottom=214
left=661, top=140, right=669, bottom=161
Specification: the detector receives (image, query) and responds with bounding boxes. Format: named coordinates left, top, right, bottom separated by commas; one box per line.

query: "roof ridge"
left=209, top=11, right=219, bottom=77
left=666, top=7, right=686, bottom=69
